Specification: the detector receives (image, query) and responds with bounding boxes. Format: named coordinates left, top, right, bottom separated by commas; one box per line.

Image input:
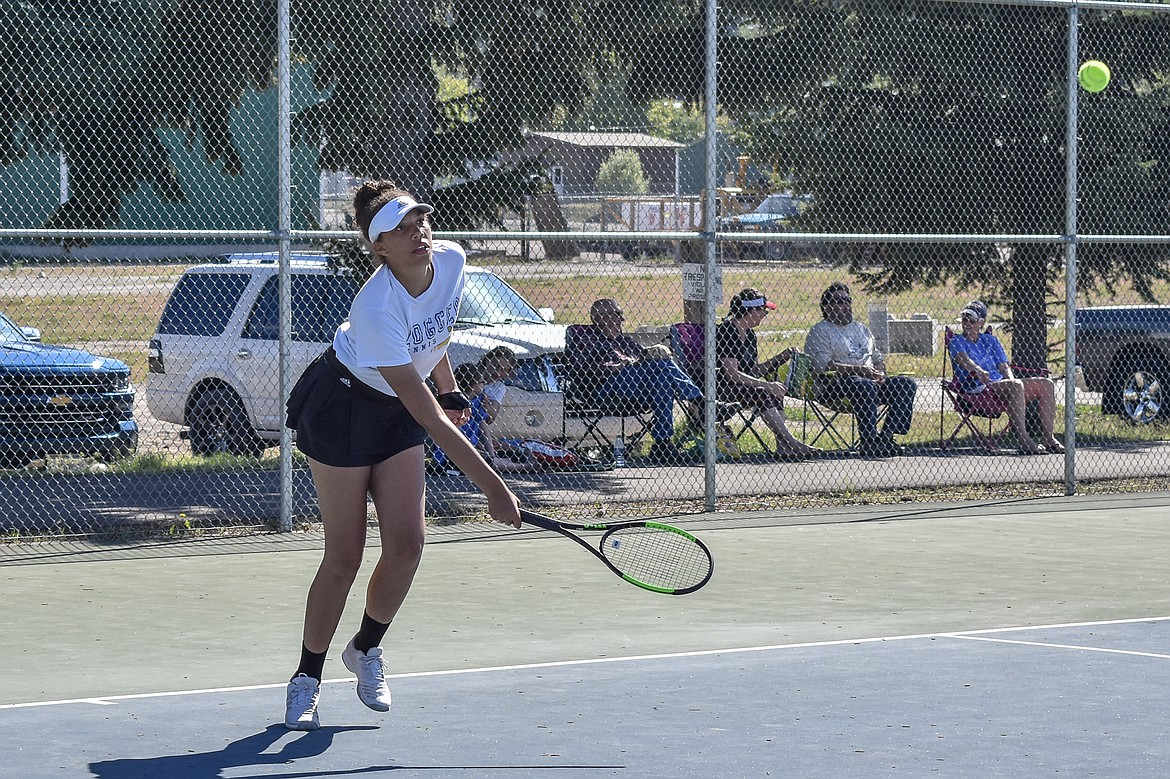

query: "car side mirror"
left=21, top=326, right=41, bottom=342
left=538, top=307, right=555, bottom=323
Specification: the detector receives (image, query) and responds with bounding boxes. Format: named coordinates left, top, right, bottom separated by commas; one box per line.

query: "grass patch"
left=0, top=450, right=297, bottom=479
left=1071, top=403, right=1170, bottom=443
left=2, top=263, right=182, bottom=382
left=0, top=258, right=1143, bottom=383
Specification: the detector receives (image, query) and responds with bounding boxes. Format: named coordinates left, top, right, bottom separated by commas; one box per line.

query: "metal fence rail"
left=1, top=0, right=1168, bottom=541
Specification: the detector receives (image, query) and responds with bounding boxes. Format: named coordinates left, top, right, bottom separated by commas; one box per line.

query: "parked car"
left=718, top=192, right=809, bottom=260
left=0, top=310, right=138, bottom=468
left=1075, top=305, right=1170, bottom=425
left=145, top=252, right=623, bottom=456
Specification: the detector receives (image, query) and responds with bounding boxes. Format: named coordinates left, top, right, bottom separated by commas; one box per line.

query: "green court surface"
left=2, top=492, right=1170, bottom=776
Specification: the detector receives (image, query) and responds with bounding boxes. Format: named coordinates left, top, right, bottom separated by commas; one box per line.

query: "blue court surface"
left=3, top=492, right=1170, bottom=777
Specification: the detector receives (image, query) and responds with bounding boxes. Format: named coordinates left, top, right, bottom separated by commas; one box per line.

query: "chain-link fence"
left=1, top=0, right=1168, bottom=543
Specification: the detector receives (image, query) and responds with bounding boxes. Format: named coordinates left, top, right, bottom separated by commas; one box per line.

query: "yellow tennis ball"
left=1078, top=60, right=1111, bottom=93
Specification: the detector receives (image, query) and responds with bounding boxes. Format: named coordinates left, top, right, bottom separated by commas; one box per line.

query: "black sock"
left=292, top=643, right=327, bottom=682
left=353, top=612, right=391, bottom=654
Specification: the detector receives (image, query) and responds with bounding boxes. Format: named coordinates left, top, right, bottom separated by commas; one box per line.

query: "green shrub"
left=596, top=149, right=649, bottom=194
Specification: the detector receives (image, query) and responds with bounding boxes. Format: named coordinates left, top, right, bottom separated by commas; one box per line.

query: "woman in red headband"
left=715, top=288, right=822, bottom=461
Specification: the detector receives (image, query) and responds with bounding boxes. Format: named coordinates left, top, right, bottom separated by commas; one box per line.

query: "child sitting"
left=434, top=362, right=537, bottom=473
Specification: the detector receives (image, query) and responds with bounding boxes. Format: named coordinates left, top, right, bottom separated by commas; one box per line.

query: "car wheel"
left=764, top=241, right=794, bottom=261
left=1112, top=359, right=1167, bottom=426
left=619, top=241, right=645, bottom=261
left=187, top=385, right=267, bottom=457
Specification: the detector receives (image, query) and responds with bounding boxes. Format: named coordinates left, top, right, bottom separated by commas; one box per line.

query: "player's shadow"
left=87, top=723, right=378, bottom=779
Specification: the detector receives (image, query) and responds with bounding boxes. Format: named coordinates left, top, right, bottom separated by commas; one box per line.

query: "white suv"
left=145, top=252, right=610, bottom=456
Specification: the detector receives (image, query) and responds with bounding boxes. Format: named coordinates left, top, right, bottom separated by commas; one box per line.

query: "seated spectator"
left=804, top=281, right=917, bottom=457
left=715, top=288, right=822, bottom=461
left=566, top=298, right=738, bottom=463
left=434, top=362, right=537, bottom=473
left=948, top=300, right=1065, bottom=455
left=478, top=346, right=520, bottom=425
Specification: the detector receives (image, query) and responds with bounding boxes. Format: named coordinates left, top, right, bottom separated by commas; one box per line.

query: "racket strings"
left=601, top=526, right=711, bottom=591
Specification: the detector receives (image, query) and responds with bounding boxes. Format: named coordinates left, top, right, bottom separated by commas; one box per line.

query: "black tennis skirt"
left=285, top=348, right=426, bottom=467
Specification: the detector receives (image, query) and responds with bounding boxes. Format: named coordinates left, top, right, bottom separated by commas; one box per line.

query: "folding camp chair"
left=770, top=356, right=862, bottom=452
left=668, top=321, right=770, bottom=452
left=939, top=325, right=1049, bottom=451
left=561, top=324, right=653, bottom=454
left=794, top=359, right=907, bottom=453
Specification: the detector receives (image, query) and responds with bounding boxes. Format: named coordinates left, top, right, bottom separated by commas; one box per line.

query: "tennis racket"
left=520, top=509, right=713, bottom=595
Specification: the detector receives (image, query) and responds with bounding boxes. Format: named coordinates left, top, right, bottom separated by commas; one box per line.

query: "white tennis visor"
left=741, top=297, right=776, bottom=310
left=367, top=196, right=434, bottom=242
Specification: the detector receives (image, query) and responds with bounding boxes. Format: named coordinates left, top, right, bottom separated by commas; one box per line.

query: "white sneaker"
left=284, top=674, right=320, bottom=730
left=342, top=638, right=392, bottom=712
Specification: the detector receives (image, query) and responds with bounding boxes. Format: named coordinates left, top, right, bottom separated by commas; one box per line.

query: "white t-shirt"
left=332, top=240, right=466, bottom=397
left=482, top=381, right=507, bottom=405
left=804, top=319, right=883, bottom=374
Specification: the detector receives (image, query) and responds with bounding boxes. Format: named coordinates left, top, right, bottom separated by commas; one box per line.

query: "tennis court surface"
left=4, top=492, right=1170, bottom=777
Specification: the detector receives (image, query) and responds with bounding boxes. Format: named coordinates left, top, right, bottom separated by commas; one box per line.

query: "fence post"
left=277, top=0, right=294, bottom=532
left=701, top=0, right=719, bottom=512
left=1063, top=3, right=1079, bottom=497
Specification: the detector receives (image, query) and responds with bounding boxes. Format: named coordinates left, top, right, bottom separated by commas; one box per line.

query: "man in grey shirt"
left=804, top=282, right=917, bottom=457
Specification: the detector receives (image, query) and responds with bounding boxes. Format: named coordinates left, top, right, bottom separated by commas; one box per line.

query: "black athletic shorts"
left=285, top=348, right=426, bottom=467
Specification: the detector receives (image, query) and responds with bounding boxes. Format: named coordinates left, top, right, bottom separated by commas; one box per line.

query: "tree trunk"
left=530, top=191, right=578, bottom=260
left=1008, top=244, right=1053, bottom=371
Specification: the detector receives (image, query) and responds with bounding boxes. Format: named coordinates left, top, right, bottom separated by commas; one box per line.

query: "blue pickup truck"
left=1076, top=306, right=1170, bottom=425
left=0, top=311, right=138, bottom=467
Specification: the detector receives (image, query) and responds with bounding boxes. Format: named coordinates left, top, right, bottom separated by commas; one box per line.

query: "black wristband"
left=437, top=390, right=471, bottom=412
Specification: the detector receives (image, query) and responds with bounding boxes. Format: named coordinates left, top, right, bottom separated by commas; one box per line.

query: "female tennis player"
left=282, top=180, right=522, bottom=730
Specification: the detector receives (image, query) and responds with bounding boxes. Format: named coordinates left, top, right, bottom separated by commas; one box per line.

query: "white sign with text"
left=681, top=264, right=724, bottom=303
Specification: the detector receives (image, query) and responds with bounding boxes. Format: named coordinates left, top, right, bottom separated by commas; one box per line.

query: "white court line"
left=0, top=632, right=946, bottom=711
left=4, top=614, right=1168, bottom=711
left=946, top=634, right=1170, bottom=660
left=943, top=614, right=1170, bottom=637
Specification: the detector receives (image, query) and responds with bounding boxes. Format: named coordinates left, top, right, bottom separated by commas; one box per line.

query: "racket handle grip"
left=519, top=509, right=558, bottom=531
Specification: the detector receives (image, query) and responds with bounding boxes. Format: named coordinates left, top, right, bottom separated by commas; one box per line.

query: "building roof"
left=528, top=131, right=684, bottom=150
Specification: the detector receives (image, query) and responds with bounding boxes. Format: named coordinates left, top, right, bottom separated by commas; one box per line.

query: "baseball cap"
left=960, top=300, right=988, bottom=321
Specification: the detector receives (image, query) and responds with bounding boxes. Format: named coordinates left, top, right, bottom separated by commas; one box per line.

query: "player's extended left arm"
left=380, top=363, right=520, bottom=528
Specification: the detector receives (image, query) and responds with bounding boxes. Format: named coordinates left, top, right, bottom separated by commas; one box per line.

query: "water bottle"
left=613, top=435, right=626, bottom=468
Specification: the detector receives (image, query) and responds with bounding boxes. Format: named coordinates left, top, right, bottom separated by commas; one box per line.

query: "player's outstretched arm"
left=379, top=364, right=521, bottom=528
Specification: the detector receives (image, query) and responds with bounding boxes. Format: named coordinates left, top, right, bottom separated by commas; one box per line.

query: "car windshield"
left=0, top=312, right=27, bottom=342
left=757, top=194, right=800, bottom=217
left=457, top=271, right=547, bottom=326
